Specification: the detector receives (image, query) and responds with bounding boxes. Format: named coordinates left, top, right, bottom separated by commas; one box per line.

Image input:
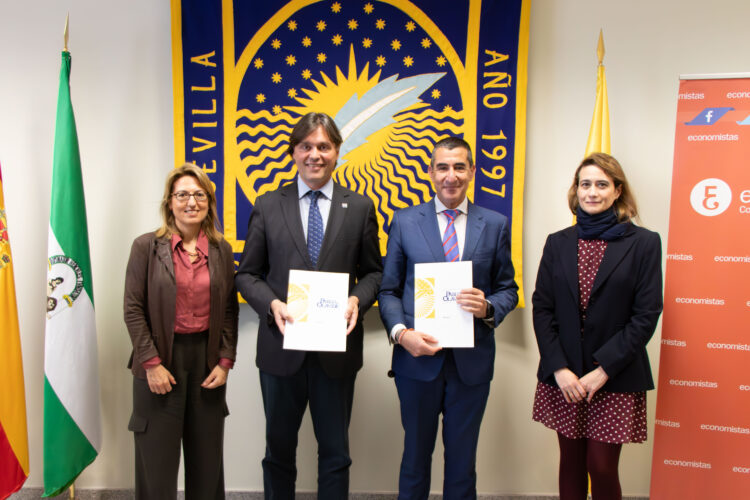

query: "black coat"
left=532, top=223, right=663, bottom=392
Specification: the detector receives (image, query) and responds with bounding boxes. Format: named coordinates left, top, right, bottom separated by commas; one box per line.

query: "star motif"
left=421, top=38, right=432, bottom=49
left=317, top=52, right=327, bottom=63
left=271, top=39, right=281, bottom=49
left=364, top=3, right=374, bottom=14
left=391, top=39, right=401, bottom=51
left=256, top=93, right=266, bottom=103
left=316, top=20, right=326, bottom=31
left=273, top=105, right=282, bottom=114
left=431, top=89, right=441, bottom=99
left=288, top=88, right=298, bottom=98
left=362, top=38, right=372, bottom=48
left=331, top=2, right=341, bottom=13
left=436, top=55, right=447, bottom=67
left=332, top=34, right=343, bottom=46
left=301, top=68, right=312, bottom=79
left=285, top=54, right=296, bottom=66
left=253, top=58, right=264, bottom=69
left=405, top=21, right=416, bottom=32
left=348, top=19, right=358, bottom=30
left=287, top=20, right=297, bottom=31
left=375, top=19, right=386, bottom=30
left=443, top=104, right=453, bottom=112
left=271, top=72, right=282, bottom=84
left=375, top=55, right=386, bottom=67
left=302, top=36, right=312, bottom=47
left=403, top=55, right=413, bottom=67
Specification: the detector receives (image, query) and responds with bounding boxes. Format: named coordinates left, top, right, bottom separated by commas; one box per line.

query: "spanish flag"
left=0, top=162, right=29, bottom=499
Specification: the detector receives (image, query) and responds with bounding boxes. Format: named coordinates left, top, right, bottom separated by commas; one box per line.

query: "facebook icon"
left=685, top=107, right=734, bottom=125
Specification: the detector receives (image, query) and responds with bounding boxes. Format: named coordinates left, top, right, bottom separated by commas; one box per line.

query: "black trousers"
left=259, top=353, right=356, bottom=500
left=129, top=333, right=228, bottom=500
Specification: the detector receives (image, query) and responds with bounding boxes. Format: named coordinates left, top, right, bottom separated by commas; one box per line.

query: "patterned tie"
left=442, top=209, right=460, bottom=262
left=307, top=190, right=324, bottom=267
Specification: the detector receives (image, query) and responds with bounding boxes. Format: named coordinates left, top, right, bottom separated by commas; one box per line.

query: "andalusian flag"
left=0, top=162, right=29, bottom=499
left=43, top=50, right=101, bottom=497
left=585, top=29, right=610, bottom=156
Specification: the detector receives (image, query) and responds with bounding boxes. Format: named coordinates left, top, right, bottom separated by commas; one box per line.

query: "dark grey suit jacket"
left=236, top=182, right=383, bottom=378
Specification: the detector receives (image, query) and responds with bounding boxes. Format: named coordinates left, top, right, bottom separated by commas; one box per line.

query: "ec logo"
left=690, top=178, right=732, bottom=216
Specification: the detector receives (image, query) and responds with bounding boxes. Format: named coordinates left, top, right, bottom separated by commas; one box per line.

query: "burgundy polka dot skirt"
left=532, top=382, right=647, bottom=443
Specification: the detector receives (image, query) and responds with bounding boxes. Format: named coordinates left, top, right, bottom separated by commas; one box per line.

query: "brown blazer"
left=124, top=232, right=238, bottom=379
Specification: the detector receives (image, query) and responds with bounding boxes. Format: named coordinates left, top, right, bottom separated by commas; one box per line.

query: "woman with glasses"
left=531, top=153, right=663, bottom=500
left=124, top=163, right=238, bottom=500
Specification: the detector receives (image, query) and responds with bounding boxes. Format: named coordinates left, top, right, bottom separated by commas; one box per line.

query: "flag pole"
left=67, top=16, right=75, bottom=500
left=65, top=16, right=76, bottom=500
left=588, top=36, right=603, bottom=496
left=63, top=13, right=69, bottom=52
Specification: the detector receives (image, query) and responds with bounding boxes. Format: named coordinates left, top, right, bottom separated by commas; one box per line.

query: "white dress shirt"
left=297, top=176, right=334, bottom=239
left=434, top=196, right=469, bottom=260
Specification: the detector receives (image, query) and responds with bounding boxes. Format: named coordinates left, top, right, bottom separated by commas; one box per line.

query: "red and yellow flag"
left=0, top=162, right=29, bottom=499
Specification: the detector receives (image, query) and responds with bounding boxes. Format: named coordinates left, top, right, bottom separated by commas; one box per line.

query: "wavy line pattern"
left=233, top=95, right=464, bottom=254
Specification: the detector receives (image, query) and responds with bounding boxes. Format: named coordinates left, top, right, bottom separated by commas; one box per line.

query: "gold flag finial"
left=63, top=13, right=70, bottom=52
left=597, top=29, right=605, bottom=65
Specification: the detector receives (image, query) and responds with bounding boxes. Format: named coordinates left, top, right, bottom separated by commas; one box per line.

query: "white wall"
left=2, top=0, right=748, bottom=496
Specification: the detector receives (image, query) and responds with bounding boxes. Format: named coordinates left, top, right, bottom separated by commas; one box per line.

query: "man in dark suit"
left=378, top=137, right=518, bottom=499
left=236, top=112, right=382, bottom=499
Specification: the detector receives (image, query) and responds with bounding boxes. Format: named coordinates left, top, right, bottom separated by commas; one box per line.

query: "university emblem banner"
left=171, top=0, right=530, bottom=302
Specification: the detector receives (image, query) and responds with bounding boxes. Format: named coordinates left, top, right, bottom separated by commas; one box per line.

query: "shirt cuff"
left=142, top=356, right=162, bottom=370
left=390, top=323, right=407, bottom=344
left=219, top=358, right=234, bottom=369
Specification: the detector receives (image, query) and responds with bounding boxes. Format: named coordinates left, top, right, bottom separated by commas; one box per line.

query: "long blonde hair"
left=155, top=163, right=223, bottom=244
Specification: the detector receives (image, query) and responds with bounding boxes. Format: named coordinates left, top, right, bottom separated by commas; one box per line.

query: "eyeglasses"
left=171, top=191, right=208, bottom=203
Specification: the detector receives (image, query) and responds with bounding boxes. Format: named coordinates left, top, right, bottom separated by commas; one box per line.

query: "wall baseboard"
left=12, top=488, right=649, bottom=499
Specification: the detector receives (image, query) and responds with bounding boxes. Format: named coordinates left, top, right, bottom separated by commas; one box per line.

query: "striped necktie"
left=442, top=209, right=460, bottom=262
left=307, top=190, right=324, bottom=266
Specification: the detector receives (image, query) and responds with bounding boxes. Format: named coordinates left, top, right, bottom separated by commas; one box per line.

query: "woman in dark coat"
left=532, top=153, right=663, bottom=500
left=124, top=163, right=238, bottom=500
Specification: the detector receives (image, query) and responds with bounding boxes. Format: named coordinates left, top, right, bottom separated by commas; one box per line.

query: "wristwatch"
left=484, top=300, right=495, bottom=320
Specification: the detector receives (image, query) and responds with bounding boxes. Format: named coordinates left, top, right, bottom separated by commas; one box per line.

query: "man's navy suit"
left=379, top=199, right=518, bottom=499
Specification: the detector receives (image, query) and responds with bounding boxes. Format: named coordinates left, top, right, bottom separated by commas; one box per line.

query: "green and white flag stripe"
left=43, top=50, right=101, bottom=498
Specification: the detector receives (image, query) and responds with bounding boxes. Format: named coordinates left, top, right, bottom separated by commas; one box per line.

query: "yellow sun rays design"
left=235, top=47, right=464, bottom=254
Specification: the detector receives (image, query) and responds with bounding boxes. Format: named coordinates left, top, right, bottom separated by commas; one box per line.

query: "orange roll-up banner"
left=650, top=76, right=750, bottom=500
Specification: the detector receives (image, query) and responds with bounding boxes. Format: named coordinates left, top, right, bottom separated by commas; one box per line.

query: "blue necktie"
left=307, top=190, right=324, bottom=266
left=442, top=209, right=460, bottom=262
